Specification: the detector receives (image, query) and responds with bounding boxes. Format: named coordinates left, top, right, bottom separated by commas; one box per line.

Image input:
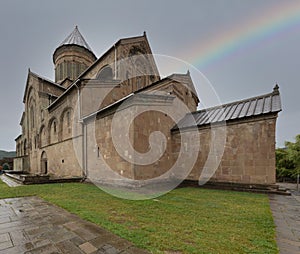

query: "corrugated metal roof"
left=60, top=26, right=93, bottom=52
left=173, top=85, right=282, bottom=130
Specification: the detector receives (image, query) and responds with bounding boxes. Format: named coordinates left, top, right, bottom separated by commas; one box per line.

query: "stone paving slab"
left=269, top=191, right=300, bottom=254
left=0, top=175, right=22, bottom=187
left=0, top=196, right=150, bottom=254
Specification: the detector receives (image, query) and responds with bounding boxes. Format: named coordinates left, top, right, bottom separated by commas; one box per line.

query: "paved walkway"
left=0, top=175, right=22, bottom=187
left=3, top=178, right=299, bottom=254
left=269, top=184, right=300, bottom=254
left=0, top=196, right=149, bottom=254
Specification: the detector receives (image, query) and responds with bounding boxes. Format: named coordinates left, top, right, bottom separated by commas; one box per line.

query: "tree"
left=276, top=134, right=300, bottom=181
left=285, top=135, right=300, bottom=177
left=2, top=163, right=10, bottom=171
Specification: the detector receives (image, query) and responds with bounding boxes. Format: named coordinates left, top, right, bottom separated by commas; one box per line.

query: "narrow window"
left=59, top=63, right=63, bottom=80
left=30, top=106, right=35, bottom=128
left=67, top=62, right=71, bottom=78
left=137, top=76, right=142, bottom=90
left=67, top=111, right=70, bottom=127
left=24, top=140, right=27, bottom=155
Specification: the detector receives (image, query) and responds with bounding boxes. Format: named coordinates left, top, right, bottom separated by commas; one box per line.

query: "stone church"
left=14, top=27, right=281, bottom=188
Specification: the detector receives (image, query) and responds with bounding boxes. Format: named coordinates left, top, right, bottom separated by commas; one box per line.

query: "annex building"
left=14, top=27, right=281, bottom=188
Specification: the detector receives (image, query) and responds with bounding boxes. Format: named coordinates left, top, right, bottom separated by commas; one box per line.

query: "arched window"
left=96, top=66, right=113, bottom=80
left=40, top=125, right=47, bottom=147
left=61, top=109, right=73, bottom=141
left=67, top=111, right=70, bottom=127
left=30, top=105, right=35, bottom=128
left=49, top=119, right=58, bottom=144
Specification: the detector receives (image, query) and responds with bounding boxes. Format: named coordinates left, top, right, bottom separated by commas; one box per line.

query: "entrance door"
left=41, top=151, right=48, bottom=175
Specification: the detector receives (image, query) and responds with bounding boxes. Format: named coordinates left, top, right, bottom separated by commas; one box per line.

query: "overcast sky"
left=0, top=0, right=299, bottom=151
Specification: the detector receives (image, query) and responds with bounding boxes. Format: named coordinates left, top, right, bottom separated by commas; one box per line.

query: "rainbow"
left=183, top=1, right=300, bottom=70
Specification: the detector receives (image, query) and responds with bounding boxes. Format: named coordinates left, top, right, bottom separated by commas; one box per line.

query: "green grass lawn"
left=0, top=180, right=277, bottom=254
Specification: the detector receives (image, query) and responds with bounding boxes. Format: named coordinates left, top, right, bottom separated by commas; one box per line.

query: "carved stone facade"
left=14, top=27, right=281, bottom=186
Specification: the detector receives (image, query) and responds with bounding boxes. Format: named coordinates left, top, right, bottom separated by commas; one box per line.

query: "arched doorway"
left=41, top=151, right=48, bottom=175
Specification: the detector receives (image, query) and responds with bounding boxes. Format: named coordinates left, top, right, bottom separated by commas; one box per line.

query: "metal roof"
left=59, top=26, right=93, bottom=52
left=173, top=85, right=282, bottom=130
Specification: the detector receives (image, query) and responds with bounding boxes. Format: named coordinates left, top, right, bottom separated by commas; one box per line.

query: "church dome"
left=53, top=26, right=97, bottom=84
left=58, top=25, right=94, bottom=55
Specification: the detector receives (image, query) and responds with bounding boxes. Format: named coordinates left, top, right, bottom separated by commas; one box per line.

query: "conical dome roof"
left=59, top=26, right=93, bottom=53
left=53, top=26, right=96, bottom=83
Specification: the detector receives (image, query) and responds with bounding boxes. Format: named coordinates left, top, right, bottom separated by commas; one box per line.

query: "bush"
left=276, top=135, right=300, bottom=181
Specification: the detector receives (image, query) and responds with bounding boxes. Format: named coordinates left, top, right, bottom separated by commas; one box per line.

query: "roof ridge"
left=75, top=33, right=150, bottom=82
left=194, top=90, right=277, bottom=114
left=167, top=71, right=191, bottom=80
left=117, top=34, right=146, bottom=44
left=29, top=70, right=66, bottom=90
left=134, top=71, right=189, bottom=94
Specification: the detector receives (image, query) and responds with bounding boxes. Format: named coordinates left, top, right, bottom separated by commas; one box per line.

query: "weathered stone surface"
left=179, top=117, right=277, bottom=185
left=0, top=196, right=150, bottom=254
left=269, top=188, right=300, bottom=254
left=79, top=242, right=98, bottom=254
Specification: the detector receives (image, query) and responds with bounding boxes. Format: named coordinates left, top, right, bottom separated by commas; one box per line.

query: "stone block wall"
left=172, top=115, right=277, bottom=185
left=35, top=138, right=83, bottom=178
left=133, top=110, right=175, bottom=180
left=86, top=107, right=135, bottom=180
left=27, top=79, right=83, bottom=177
left=85, top=93, right=177, bottom=181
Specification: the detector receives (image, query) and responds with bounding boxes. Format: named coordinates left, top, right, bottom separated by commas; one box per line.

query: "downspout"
left=114, top=44, right=117, bottom=79
left=84, top=123, right=88, bottom=178
left=82, top=123, right=88, bottom=180
left=74, top=80, right=87, bottom=180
